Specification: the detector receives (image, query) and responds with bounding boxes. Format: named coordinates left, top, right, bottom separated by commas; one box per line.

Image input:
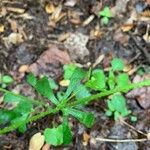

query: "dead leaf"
left=29, top=44, right=71, bottom=78
left=121, top=24, right=135, bottom=32
left=83, top=132, right=90, bottom=146
left=45, top=3, right=55, bottom=14
left=29, top=132, right=44, bottom=150
left=0, top=24, right=4, bottom=32
left=126, top=74, right=150, bottom=109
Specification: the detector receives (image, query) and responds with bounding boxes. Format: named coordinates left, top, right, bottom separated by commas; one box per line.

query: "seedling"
left=0, top=74, right=14, bottom=88
left=0, top=58, right=149, bottom=146
left=99, top=6, right=112, bottom=25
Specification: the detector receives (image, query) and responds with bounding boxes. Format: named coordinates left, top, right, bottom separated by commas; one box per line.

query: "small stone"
left=64, top=32, right=89, bottom=62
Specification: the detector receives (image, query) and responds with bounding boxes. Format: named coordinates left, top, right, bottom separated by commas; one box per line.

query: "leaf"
left=2, top=75, right=14, bottom=84
left=11, top=113, right=29, bottom=133
left=29, top=132, right=45, bottom=150
left=75, top=83, right=91, bottom=99
left=63, top=64, right=77, bottom=80
left=48, top=78, right=58, bottom=90
left=62, top=123, right=72, bottom=145
left=105, top=110, right=113, bottom=116
left=111, top=58, right=124, bottom=71
left=99, top=6, right=112, bottom=18
left=108, top=70, right=115, bottom=90
left=130, top=116, right=137, bottom=122
left=101, top=17, right=109, bottom=25
left=27, top=73, right=37, bottom=87
left=61, top=67, right=86, bottom=100
left=86, top=69, right=106, bottom=91
left=13, top=100, right=33, bottom=114
left=44, top=125, right=63, bottom=146
left=4, top=93, right=23, bottom=103
left=65, top=108, right=95, bottom=128
left=0, top=109, right=19, bottom=125
left=117, top=73, right=130, bottom=88
left=4, top=93, right=33, bottom=114
left=35, top=76, right=59, bottom=105
left=110, top=94, right=128, bottom=113
left=107, top=100, right=115, bottom=111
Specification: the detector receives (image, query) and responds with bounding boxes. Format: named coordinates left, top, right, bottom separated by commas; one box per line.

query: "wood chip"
left=18, top=65, right=29, bottom=73
left=82, top=15, right=95, bottom=27
left=6, top=7, right=25, bottom=13
left=0, top=24, right=4, bottom=33
left=45, top=3, right=55, bottom=14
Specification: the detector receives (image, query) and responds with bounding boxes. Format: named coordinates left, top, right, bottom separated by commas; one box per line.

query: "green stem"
left=0, top=108, right=59, bottom=135
left=68, top=80, right=150, bottom=107
left=0, top=80, right=150, bottom=135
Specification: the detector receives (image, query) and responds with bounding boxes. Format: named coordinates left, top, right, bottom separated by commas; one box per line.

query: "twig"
left=130, top=35, right=150, bottom=64
left=120, top=119, right=147, bottom=136
left=95, top=137, right=148, bottom=142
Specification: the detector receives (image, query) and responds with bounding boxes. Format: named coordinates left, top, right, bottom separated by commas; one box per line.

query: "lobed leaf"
left=65, top=108, right=95, bottom=128
left=86, top=69, right=106, bottom=91
left=27, top=73, right=37, bottom=87
left=35, top=76, right=59, bottom=105
left=111, top=58, right=124, bottom=71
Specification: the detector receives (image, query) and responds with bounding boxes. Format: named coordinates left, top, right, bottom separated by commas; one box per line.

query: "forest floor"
left=0, top=0, right=150, bottom=149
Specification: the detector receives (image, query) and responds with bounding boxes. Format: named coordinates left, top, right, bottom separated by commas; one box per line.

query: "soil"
left=0, top=0, right=150, bottom=149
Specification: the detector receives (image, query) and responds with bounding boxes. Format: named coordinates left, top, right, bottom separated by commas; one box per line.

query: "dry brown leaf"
left=83, top=132, right=90, bottom=146
left=126, top=74, right=150, bottom=109
left=29, top=44, right=71, bottom=78
left=45, top=3, right=55, bottom=14
left=0, top=24, right=4, bottom=32
left=29, top=132, right=44, bottom=150
left=121, top=24, right=135, bottom=32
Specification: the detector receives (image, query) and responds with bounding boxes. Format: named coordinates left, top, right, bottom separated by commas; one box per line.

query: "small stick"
left=95, top=137, right=148, bottom=142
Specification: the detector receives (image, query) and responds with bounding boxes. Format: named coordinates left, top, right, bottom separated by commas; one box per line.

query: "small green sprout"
left=0, top=74, right=14, bottom=88
left=99, top=6, right=112, bottom=25
left=106, top=94, right=131, bottom=120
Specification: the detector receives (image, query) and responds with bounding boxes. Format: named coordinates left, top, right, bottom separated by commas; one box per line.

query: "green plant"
left=0, top=74, right=14, bottom=88
left=99, top=6, right=112, bottom=25
left=0, top=58, right=150, bottom=146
